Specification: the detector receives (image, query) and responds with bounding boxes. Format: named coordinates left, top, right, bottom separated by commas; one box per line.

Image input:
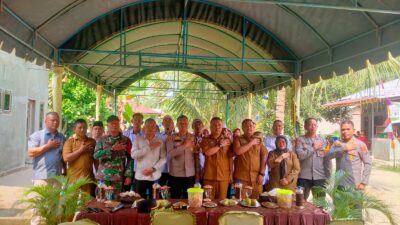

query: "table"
left=77, top=199, right=329, bottom=225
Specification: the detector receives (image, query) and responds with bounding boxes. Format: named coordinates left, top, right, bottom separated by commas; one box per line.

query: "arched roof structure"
left=1, top=0, right=399, bottom=97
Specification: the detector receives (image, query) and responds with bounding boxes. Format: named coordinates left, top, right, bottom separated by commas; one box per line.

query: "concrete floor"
left=0, top=166, right=32, bottom=225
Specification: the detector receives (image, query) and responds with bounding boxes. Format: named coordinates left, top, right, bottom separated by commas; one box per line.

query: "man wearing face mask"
left=233, top=119, right=267, bottom=198
left=62, top=119, right=96, bottom=194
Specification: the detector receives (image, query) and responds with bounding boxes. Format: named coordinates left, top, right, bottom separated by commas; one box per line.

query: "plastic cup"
left=277, top=189, right=293, bottom=209
left=187, top=188, right=204, bottom=207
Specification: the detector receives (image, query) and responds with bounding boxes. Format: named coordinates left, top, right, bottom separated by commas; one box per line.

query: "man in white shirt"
left=123, top=113, right=143, bottom=191
left=131, top=118, right=166, bottom=199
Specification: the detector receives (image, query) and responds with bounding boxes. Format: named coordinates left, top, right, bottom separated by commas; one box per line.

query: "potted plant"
left=21, top=176, right=94, bottom=225
left=313, top=170, right=396, bottom=225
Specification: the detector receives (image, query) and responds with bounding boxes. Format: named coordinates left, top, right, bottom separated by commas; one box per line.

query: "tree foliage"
left=49, top=73, right=112, bottom=137
left=300, top=57, right=400, bottom=124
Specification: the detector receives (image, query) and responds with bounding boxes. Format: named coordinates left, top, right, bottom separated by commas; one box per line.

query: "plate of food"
left=156, top=199, right=171, bottom=208
left=261, top=201, right=279, bottom=209
left=240, top=198, right=261, bottom=208
left=105, top=200, right=120, bottom=208
left=119, top=191, right=141, bottom=204
left=202, top=202, right=217, bottom=208
left=172, top=201, right=189, bottom=209
left=219, top=199, right=238, bottom=206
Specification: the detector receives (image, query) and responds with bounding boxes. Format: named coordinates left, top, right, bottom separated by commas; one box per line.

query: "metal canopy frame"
left=1, top=0, right=400, bottom=98
left=53, top=0, right=297, bottom=97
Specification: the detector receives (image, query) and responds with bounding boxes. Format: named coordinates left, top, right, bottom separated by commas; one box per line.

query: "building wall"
left=361, top=103, right=388, bottom=139
left=318, top=107, right=361, bottom=135
left=0, top=49, right=48, bottom=175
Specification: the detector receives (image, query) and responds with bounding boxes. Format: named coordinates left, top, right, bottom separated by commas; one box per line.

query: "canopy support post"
left=113, top=89, right=117, bottom=116
left=96, top=85, right=103, bottom=120
left=52, top=66, right=64, bottom=123
left=248, top=92, right=253, bottom=119
left=225, top=96, right=229, bottom=126
left=293, top=62, right=302, bottom=137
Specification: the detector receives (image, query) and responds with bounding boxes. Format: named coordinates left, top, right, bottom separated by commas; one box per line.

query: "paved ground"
left=0, top=163, right=399, bottom=224
left=0, top=166, right=32, bottom=225
left=364, top=166, right=400, bottom=225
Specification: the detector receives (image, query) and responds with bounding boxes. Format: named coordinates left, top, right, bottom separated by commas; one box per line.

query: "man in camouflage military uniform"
left=94, top=115, right=132, bottom=193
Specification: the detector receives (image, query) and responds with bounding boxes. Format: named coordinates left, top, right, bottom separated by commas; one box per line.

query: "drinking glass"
left=204, top=187, right=212, bottom=202
left=245, top=187, right=252, bottom=199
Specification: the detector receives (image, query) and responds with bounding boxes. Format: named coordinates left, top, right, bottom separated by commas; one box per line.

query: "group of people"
left=28, top=111, right=372, bottom=204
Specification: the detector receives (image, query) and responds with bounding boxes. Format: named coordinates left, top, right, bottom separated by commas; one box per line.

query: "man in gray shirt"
left=296, top=118, right=331, bottom=200
left=166, top=115, right=197, bottom=198
left=326, top=120, right=372, bottom=190
left=28, top=112, right=65, bottom=225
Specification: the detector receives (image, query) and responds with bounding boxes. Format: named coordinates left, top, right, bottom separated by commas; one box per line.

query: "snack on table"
left=202, top=202, right=217, bottom=208
left=261, top=201, right=279, bottom=209
left=187, top=188, right=204, bottom=208
left=105, top=200, right=120, bottom=208
left=172, top=201, right=188, bottom=209
left=276, top=189, right=293, bottom=209
left=241, top=198, right=259, bottom=207
left=156, top=199, right=171, bottom=208
left=220, top=199, right=238, bottom=206
left=119, top=191, right=141, bottom=203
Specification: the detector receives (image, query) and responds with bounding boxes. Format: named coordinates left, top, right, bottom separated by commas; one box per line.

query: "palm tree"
left=21, top=176, right=94, bottom=225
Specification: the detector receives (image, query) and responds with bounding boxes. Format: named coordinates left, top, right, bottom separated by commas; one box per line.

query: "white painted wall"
left=0, top=49, right=48, bottom=175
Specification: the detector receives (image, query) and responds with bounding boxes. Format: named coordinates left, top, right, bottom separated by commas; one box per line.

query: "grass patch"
left=378, top=165, right=400, bottom=173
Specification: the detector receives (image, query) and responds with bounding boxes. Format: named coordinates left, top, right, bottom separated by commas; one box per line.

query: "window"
left=39, top=103, right=44, bottom=130
left=0, top=89, right=2, bottom=114
left=2, top=90, right=12, bottom=113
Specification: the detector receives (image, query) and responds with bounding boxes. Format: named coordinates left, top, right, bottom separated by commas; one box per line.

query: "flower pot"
left=329, top=219, right=364, bottom=225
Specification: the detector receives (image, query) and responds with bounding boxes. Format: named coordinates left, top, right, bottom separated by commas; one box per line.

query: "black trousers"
left=159, top=172, right=170, bottom=186
left=135, top=179, right=155, bottom=199
left=169, top=176, right=195, bottom=199
left=297, top=178, right=326, bottom=200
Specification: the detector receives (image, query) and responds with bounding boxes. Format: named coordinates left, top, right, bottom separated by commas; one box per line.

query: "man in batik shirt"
left=94, top=115, right=132, bottom=193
